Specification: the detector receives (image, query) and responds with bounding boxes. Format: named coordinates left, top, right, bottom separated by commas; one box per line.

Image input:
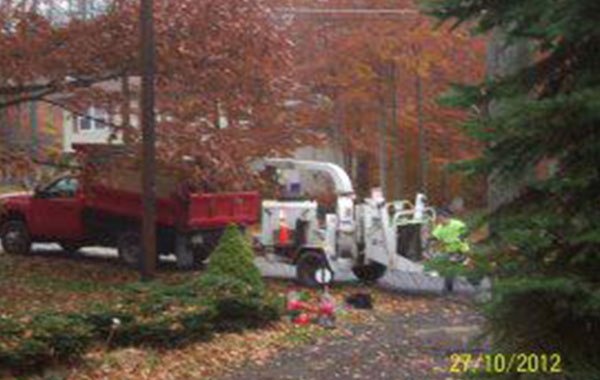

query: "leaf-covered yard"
left=0, top=250, right=484, bottom=379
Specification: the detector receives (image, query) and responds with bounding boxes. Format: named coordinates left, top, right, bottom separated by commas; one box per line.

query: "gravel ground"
left=218, top=295, right=486, bottom=380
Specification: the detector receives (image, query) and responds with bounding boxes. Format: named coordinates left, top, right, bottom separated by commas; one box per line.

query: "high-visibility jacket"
left=432, top=218, right=470, bottom=253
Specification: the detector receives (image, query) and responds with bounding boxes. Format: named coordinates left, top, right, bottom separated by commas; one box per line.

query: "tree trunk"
left=416, top=73, right=426, bottom=193
left=332, top=94, right=346, bottom=169
left=442, top=123, right=452, bottom=205
left=121, top=74, right=132, bottom=144
left=140, top=0, right=157, bottom=281
left=378, top=93, right=387, bottom=198
left=356, top=152, right=370, bottom=198
left=486, top=28, right=532, bottom=216
left=389, top=61, right=402, bottom=199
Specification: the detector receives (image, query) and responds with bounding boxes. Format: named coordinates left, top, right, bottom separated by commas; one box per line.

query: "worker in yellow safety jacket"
left=432, top=209, right=470, bottom=293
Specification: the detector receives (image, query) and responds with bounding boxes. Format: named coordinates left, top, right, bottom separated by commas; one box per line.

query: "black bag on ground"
left=345, top=293, right=373, bottom=309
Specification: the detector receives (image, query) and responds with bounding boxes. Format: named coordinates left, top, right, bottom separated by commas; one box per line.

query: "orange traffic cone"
left=278, top=209, right=290, bottom=245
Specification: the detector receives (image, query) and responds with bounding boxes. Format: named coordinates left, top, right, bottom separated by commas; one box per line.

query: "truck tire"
left=117, top=231, right=141, bottom=268
left=296, top=251, right=333, bottom=287
left=352, top=262, right=387, bottom=283
left=190, top=229, right=224, bottom=264
left=0, top=220, right=32, bottom=255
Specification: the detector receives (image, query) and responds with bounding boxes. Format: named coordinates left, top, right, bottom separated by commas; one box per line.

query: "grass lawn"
left=0, top=250, right=417, bottom=379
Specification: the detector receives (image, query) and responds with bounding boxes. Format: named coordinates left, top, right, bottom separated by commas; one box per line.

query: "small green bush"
left=0, top=312, right=92, bottom=371
left=82, top=309, right=135, bottom=338
left=29, top=313, right=92, bottom=359
left=123, top=280, right=199, bottom=305
left=202, top=224, right=265, bottom=297
left=81, top=302, right=215, bottom=348
left=179, top=309, right=216, bottom=343
left=118, top=316, right=180, bottom=348
left=213, top=297, right=280, bottom=332
left=193, top=273, right=256, bottom=300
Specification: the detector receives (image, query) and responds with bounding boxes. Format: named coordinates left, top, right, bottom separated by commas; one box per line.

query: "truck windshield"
left=42, top=177, right=79, bottom=198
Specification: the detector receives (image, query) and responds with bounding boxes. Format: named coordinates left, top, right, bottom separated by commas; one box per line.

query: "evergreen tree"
left=198, top=225, right=265, bottom=298
left=424, top=0, right=600, bottom=377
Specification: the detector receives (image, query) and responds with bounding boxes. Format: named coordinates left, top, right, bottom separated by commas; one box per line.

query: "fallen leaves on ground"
left=1, top=252, right=481, bottom=380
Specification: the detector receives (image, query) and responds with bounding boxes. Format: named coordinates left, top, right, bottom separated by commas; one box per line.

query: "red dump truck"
left=0, top=145, right=260, bottom=267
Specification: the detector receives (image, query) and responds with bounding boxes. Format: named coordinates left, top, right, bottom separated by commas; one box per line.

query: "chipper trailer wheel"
left=296, top=251, right=334, bottom=287
left=352, top=261, right=387, bottom=283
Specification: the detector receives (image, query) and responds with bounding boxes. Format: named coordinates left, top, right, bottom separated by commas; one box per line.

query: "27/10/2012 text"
left=447, top=353, right=562, bottom=374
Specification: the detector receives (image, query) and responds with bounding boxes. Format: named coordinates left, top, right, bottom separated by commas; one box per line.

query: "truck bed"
left=83, top=185, right=260, bottom=229
left=73, top=144, right=260, bottom=230
left=188, top=192, right=260, bottom=228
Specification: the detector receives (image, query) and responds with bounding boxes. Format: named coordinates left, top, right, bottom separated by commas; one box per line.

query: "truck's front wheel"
left=117, top=231, right=141, bottom=268
left=60, top=242, right=83, bottom=254
left=0, top=221, right=31, bottom=255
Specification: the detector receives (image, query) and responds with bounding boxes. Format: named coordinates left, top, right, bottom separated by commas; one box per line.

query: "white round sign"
left=315, top=268, right=333, bottom=284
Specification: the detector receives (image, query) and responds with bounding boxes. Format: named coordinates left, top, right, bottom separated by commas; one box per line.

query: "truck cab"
left=0, top=175, right=85, bottom=255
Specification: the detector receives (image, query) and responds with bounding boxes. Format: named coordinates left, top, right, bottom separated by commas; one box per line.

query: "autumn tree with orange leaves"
left=0, top=0, right=487, bottom=203
left=280, top=0, right=487, bottom=205
left=0, top=0, right=319, bottom=189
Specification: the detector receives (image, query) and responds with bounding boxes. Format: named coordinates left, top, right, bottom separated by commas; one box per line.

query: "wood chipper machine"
left=253, top=158, right=436, bottom=286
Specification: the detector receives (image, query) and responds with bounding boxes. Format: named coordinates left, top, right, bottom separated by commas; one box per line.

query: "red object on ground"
left=319, top=301, right=335, bottom=315
left=293, top=313, right=310, bottom=324
left=287, top=299, right=302, bottom=310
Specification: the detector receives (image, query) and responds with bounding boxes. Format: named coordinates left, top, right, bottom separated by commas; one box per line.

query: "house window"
left=78, top=107, right=108, bottom=131
left=95, top=108, right=107, bottom=129
left=79, top=114, right=92, bottom=130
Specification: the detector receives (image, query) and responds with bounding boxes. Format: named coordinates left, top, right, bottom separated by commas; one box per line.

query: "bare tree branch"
left=0, top=70, right=129, bottom=109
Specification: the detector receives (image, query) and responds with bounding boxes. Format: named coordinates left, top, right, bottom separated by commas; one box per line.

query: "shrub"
left=200, top=224, right=265, bottom=298
left=0, top=226, right=279, bottom=375
left=82, top=300, right=216, bottom=348
left=0, top=293, right=279, bottom=375
left=213, top=297, right=280, bottom=332
left=193, top=273, right=256, bottom=300
left=0, top=312, right=93, bottom=371
left=29, top=313, right=92, bottom=359
left=117, top=316, right=181, bottom=348
left=178, top=309, right=216, bottom=343
left=82, top=309, right=135, bottom=338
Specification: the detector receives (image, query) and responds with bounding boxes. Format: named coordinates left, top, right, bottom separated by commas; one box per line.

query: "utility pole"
left=139, top=0, right=156, bottom=281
